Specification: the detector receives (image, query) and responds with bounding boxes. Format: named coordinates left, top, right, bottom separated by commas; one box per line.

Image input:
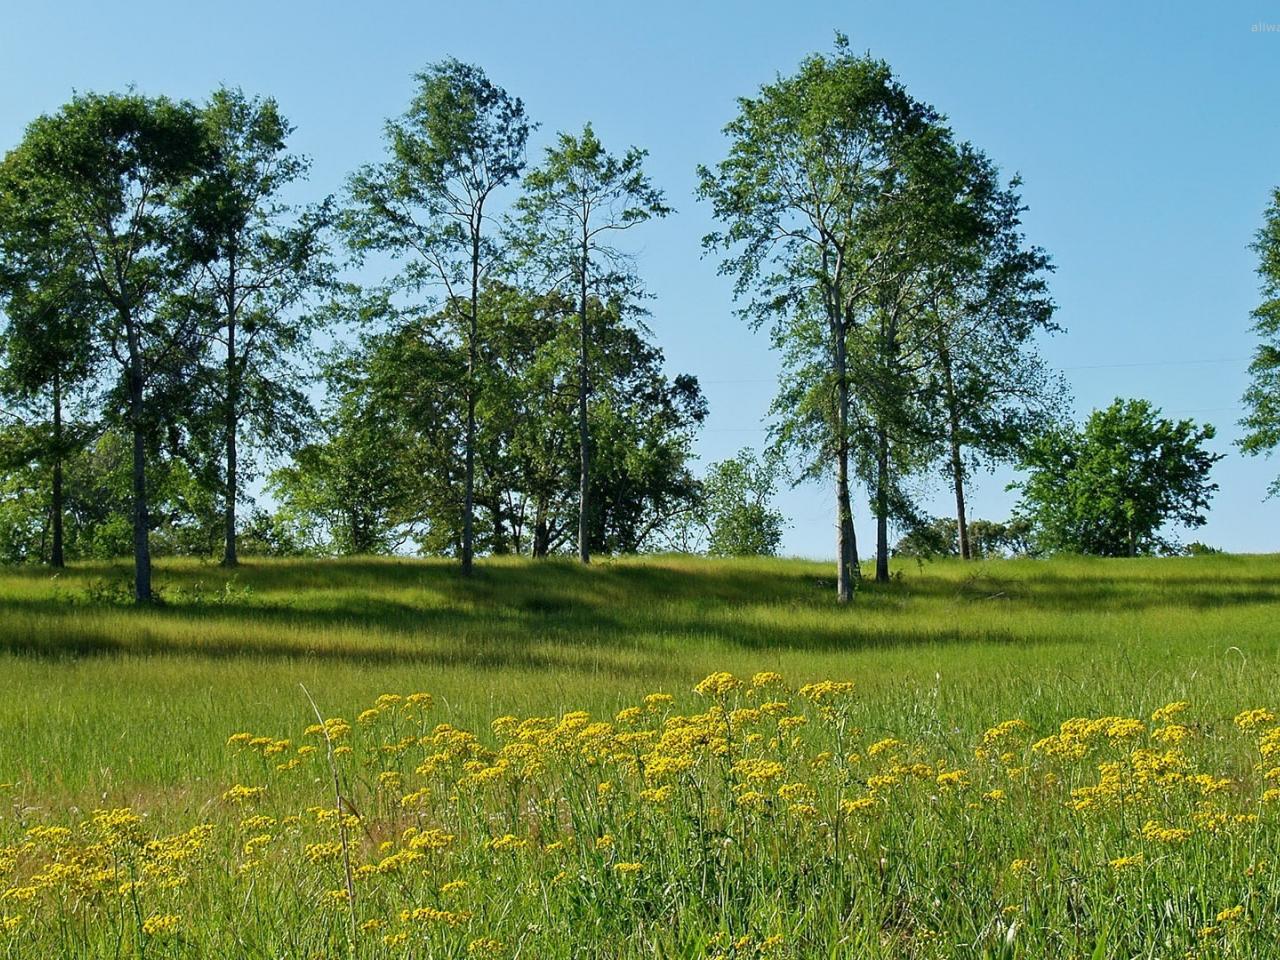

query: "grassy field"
left=3, top=553, right=1280, bottom=957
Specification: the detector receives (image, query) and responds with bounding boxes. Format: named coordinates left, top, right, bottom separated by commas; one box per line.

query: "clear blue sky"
left=3, top=0, right=1278, bottom=557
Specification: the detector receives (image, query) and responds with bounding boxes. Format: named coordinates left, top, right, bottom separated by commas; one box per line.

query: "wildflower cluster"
left=4, top=680, right=1280, bottom=956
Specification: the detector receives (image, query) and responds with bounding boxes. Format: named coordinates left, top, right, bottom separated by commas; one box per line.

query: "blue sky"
left=3, top=0, right=1278, bottom=556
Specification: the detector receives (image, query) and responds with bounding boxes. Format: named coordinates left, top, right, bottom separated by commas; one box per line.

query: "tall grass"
left=2, top=554, right=1279, bottom=956
left=2, top=554, right=1278, bottom=804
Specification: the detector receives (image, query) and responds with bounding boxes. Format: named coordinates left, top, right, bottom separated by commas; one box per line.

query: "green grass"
left=4, top=553, right=1280, bottom=958
left=2, top=552, right=1278, bottom=807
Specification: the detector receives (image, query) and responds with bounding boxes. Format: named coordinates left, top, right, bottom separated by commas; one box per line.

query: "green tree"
left=267, top=388, right=420, bottom=556
left=479, top=287, right=579, bottom=557
left=1012, top=398, right=1222, bottom=556
left=967, top=517, right=1035, bottom=559
left=1240, top=188, right=1280, bottom=494
left=700, top=448, right=786, bottom=557
left=698, top=36, right=956, bottom=600
left=0, top=93, right=207, bottom=600
left=344, top=60, right=532, bottom=576
left=891, top=516, right=958, bottom=559
left=583, top=314, right=706, bottom=554
left=182, top=87, right=334, bottom=567
left=317, top=283, right=705, bottom=558
left=0, top=421, right=225, bottom=563
left=0, top=142, right=99, bottom=567
left=514, top=123, right=671, bottom=564
left=914, top=149, right=1063, bottom=561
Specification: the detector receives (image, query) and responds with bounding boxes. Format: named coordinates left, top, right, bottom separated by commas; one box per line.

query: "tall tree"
left=182, top=87, right=333, bottom=567
left=514, top=124, right=671, bottom=564
left=0, top=93, right=207, bottom=600
left=845, top=140, right=1060, bottom=576
left=1012, top=398, right=1222, bottom=557
left=916, top=150, right=1061, bottom=560
left=0, top=143, right=99, bottom=567
left=1240, top=188, right=1280, bottom=494
left=344, top=60, right=532, bottom=576
left=698, top=36, right=950, bottom=600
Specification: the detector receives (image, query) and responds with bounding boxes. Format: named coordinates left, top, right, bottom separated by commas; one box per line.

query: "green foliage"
left=179, top=87, right=335, bottom=564
left=343, top=59, right=533, bottom=572
left=514, top=122, right=671, bottom=282
left=697, top=34, right=1060, bottom=586
left=267, top=389, right=419, bottom=557
left=697, top=36, right=952, bottom=594
left=277, top=284, right=705, bottom=558
left=699, top=447, right=786, bottom=557
left=0, top=91, right=213, bottom=599
left=513, top=123, right=671, bottom=561
left=0, top=425, right=224, bottom=562
left=891, top=517, right=959, bottom=559
left=1013, top=398, right=1222, bottom=556
left=1239, top=187, right=1280, bottom=495
left=967, top=517, right=1036, bottom=559
left=893, top=516, right=1035, bottom=560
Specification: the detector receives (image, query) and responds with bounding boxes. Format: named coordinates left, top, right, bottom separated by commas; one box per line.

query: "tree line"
left=1, top=38, right=1265, bottom=603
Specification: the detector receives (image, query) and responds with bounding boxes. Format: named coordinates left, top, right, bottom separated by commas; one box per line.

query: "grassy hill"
left=5, top=553, right=1280, bottom=957
left=3, top=552, right=1278, bottom=803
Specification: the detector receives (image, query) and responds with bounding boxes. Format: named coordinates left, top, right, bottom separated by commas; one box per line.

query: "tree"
left=1011, top=398, right=1222, bottom=557
left=0, top=421, right=224, bottom=563
left=344, top=60, right=532, bottom=576
left=891, top=516, right=958, bottom=559
left=698, top=36, right=955, bottom=601
left=701, top=448, right=786, bottom=557
left=913, top=149, right=1063, bottom=561
left=0, top=143, right=99, bottom=567
left=267, top=392, right=414, bottom=556
left=967, top=517, right=1035, bottom=559
left=0, top=93, right=208, bottom=600
left=182, top=87, right=333, bottom=567
left=308, top=283, right=706, bottom=558
left=1240, top=188, right=1280, bottom=494
left=582, top=314, right=706, bottom=553
left=514, top=124, right=671, bottom=564
left=891, top=515, right=1034, bottom=560
left=833, top=131, right=1053, bottom=582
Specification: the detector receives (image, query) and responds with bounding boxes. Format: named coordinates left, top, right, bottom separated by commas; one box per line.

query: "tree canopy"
left=1012, top=398, right=1222, bottom=557
left=1240, top=187, right=1280, bottom=495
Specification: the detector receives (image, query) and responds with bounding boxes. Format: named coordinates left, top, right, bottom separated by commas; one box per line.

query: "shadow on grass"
left=0, top=554, right=1276, bottom=668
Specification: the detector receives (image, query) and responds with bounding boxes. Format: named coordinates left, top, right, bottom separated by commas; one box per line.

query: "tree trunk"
left=533, top=501, right=550, bottom=559
left=50, top=370, right=65, bottom=569
left=951, top=442, right=970, bottom=561
left=222, top=294, right=239, bottom=568
left=491, top=495, right=507, bottom=555
left=577, top=235, right=591, bottom=565
left=834, top=323, right=856, bottom=602
left=461, top=226, right=479, bottom=577
left=875, top=426, right=890, bottom=583
left=126, top=323, right=152, bottom=603
left=938, top=346, right=970, bottom=560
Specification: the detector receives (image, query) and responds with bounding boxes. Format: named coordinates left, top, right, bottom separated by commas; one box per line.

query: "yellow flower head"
left=799, top=680, right=855, bottom=704
left=1235, top=708, right=1277, bottom=731
left=695, top=672, right=743, bottom=699
left=141, top=914, right=181, bottom=936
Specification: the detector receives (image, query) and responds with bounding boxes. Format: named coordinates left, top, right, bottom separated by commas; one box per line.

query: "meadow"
left=2, top=553, right=1280, bottom=958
